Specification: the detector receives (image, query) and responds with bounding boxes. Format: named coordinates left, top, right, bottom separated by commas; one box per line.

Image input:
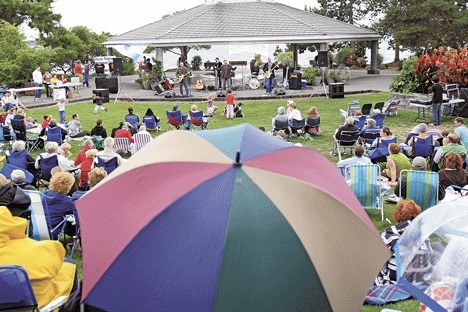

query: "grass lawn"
left=26, top=91, right=455, bottom=311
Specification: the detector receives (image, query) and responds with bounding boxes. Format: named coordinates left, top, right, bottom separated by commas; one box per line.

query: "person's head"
left=287, top=100, right=296, bottom=109
left=444, top=152, right=463, bottom=170
left=122, top=124, right=129, bottom=130
left=104, top=137, right=114, bottom=149
left=49, top=119, right=57, bottom=127
left=172, top=103, right=179, bottom=110
left=277, top=106, right=286, bottom=115
left=83, top=139, right=94, bottom=148
left=52, top=74, right=57, bottom=79
left=388, top=142, right=401, bottom=154
left=215, top=57, right=219, bottom=62
left=441, top=129, right=450, bottom=137
left=96, top=119, right=103, bottom=126
left=43, top=114, right=50, bottom=121
left=223, top=60, right=228, bottom=64
left=208, top=92, right=216, bottom=100
left=366, top=118, right=376, bottom=127
left=139, top=124, right=146, bottom=132
left=381, top=127, right=392, bottom=137
left=394, top=200, right=421, bottom=223
left=72, top=113, right=79, bottom=120
left=145, top=108, right=154, bottom=116
left=12, top=140, right=26, bottom=152
left=3, top=91, right=10, bottom=97
left=454, top=117, right=464, bottom=127
left=267, top=57, right=271, bottom=62
left=227, top=88, right=232, bottom=94
left=0, top=174, right=10, bottom=188
left=35, top=66, right=40, bottom=71
left=59, top=97, right=66, bottom=104
left=60, top=142, right=71, bottom=152
left=432, top=75, right=439, bottom=83
left=85, top=148, right=98, bottom=159
left=8, top=108, right=16, bottom=115
left=49, top=172, right=75, bottom=195
left=10, top=170, right=25, bottom=184
left=417, top=123, right=427, bottom=133
left=45, top=141, right=59, bottom=154
left=179, top=62, right=184, bottom=67
left=354, top=145, right=365, bottom=157
left=411, top=156, right=427, bottom=170
left=276, top=130, right=287, bottom=140
left=346, top=116, right=355, bottom=125
left=88, top=168, right=107, bottom=189
left=307, top=106, right=318, bottom=116
left=448, top=133, right=460, bottom=144
left=354, top=110, right=363, bottom=116
left=191, top=104, right=198, bottom=111
left=50, top=166, right=63, bottom=177
left=128, top=108, right=133, bottom=114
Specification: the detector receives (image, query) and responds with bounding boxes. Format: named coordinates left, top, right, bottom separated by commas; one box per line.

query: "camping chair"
left=332, top=130, right=360, bottom=161
left=10, top=119, right=41, bottom=152
left=0, top=163, right=35, bottom=185
left=361, top=103, right=373, bottom=116
left=90, top=136, right=105, bottom=150
left=348, top=164, right=384, bottom=221
left=368, top=137, right=397, bottom=163
left=273, top=119, right=290, bottom=135
left=132, top=132, right=152, bottom=154
left=113, top=137, right=132, bottom=155
left=354, top=115, right=367, bottom=130
left=384, top=100, right=399, bottom=116
left=166, top=111, right=184, bottom=130
left=44, top=126, right=63, bottom=144
left=373, top=101, right=385, bottom=114
left=24, top=190, right=51, bottom=241
left=124, top=115, right=140, bottom=129
left=347, top=101, right=361, bottom=116
left=2, top=126, right=13, bottom=143
left=373, top=113, right=386, bottom=128
left=143, top=115, right=159, bottom=132
left=0, top=265, right=68, bottom=312
left=305, top=116, right=321, bottom=135
left=189, top=110, right=208, bottom=130
left=6, top=149, right=28, bottom=169
left=95, top=156, right=118, bottom=175
left=359, top=128, right=381, bottom=149
left=36, top=155, right=58, bottom=188
left=411, top=135, right=433, bottom=158
left=399, top=170, right=439, bottom=210
left=290, top=118, right=306, bottom=135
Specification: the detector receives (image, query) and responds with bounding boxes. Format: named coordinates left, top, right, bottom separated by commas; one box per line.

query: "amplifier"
left=229, top=61, right=247, bottom=66
left=107, top=77, right=118, bottom=93
left=288, top=78, right=301, bottom=90
left=95, top=77, right=108, bottom=89
left=204, top=62, right=217, bottom=70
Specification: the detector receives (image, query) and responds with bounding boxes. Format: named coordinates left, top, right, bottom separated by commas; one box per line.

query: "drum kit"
left=248, top=74, right=265, bottom=90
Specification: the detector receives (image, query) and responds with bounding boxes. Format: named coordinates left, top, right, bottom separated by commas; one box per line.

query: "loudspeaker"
left=164, top=90, right=175, bottom=98
left=329, top=83, right=345, bottom=98
left=95, top=77, right=107, bottom=89
left=113, top=57, right=123, bottom=75
left=207, top=85, right=215, bottom=91
left=92, top=88, right=109, bottom=103
left=274, top=88, right=286, bottom=95
left=288, top=78, right=301, bottom=90
left=107, top=76, right=118, bottom=93
left=95, top=63, right=105, bottom=74
left=154, top=83, right=165, bottom=94
left=317, top=51, right=328, bottom=67
left=217, top=90, right=227, bottom=97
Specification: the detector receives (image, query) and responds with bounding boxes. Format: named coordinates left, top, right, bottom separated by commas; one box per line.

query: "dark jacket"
left=0, top=184, right=31, bottom=217
left=90, top=125, right=107, bottom=138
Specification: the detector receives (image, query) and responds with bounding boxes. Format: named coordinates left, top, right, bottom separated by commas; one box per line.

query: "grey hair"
left=11, top=170, right=25, bottom=183
left=277, top=106, right=285, bottom=115
left=346, top=116, right=355, bottom=125
left=12, top=140, right=26, bottom=152
left=367, top=118, right=376, bottom=127
left=45, top=141, right=59, bottom=154
left=418, top=123, right=427, bottom=133
left=104, top=137, right=114, bottom=149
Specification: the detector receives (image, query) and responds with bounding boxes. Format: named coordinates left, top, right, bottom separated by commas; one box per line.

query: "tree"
left=0, top=0, right=61, bottom=34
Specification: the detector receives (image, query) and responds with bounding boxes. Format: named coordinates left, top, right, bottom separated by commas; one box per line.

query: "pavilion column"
left=180, top=46, right=188, bottom=64
left=155, top=48, right=164, bottom=67
left=367, top=40, right=380, bottom=74
left=106, top=47, right=113, bottom=56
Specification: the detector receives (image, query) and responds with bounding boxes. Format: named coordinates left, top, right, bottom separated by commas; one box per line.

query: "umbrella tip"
left=233, top=151, right=242, bottom=167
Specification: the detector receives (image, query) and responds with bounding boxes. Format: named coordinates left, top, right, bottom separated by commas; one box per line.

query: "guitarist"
left=175, top=62, right=190, bottom=96
left=220, top=60, right=235, bottom=90
left=262, top=57, right=278, bottom=94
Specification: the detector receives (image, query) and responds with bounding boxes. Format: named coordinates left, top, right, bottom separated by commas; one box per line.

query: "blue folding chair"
left=0, top=265, right=38, bottom=311
left=189, top=110, right=208, bottom=130
left=305, top=116, right=321, bottom=135
left=373, top=113, right=386, bottom=128
left=124, top=114, right=140, bottom=129
left=24, top=190, right=52, bottom=241
left=368, top=137, right=397, bottom=162
left=36, top=154, right=58, bottom=187
left=348, top=164, right=384, bottom=220
left=399, top=169, right=439, bottom=210
left=354, top=115, right=367, bottom=130
left=45, top=126, right=63, bottom=144
left=166, top=110, right=184, bottom=130
left=411, top=135, right=433, bottom=158
left=95, top=156, right=118, bottom=175
left=0, top=163, right=35, bottom=184
left=6, top=149, right=28, bottom=169
left=290, top=118, right=306, bottom=135
left=143, top=115, right=159, bottom=131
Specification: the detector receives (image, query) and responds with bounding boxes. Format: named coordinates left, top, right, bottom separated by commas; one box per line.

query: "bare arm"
left=387, top=158, right=397, bottom=183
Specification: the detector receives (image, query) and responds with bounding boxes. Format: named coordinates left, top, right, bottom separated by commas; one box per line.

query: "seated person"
left=125, top=107, right=140, bottom=129
left=333, top=116, right=359, bottom=152
left=10, top=91, right=28, bottom=111
left=189, top=104, right=209, bottom=129
left=73, top=167, right=107, bottom=201
left=11, top=169, right=36, bottom=190
left=114, top=124, right=134, bottom=143
left=234, top=102, right=244, bottom=118
left=374, top=200, right=422, bottom=285
left=337, top=145, right=372, bottom=176
left=367, top=127, right=395, bottom=162
left=401, top=123, right=432, bottom=156
left=42, top=172, right=76, bottom=239
left=359, top=118, right=380, bottom=143
left=433, top=133, right=466, bottom=170
left=74, top=139, right=94, bottom=167
left=67, top=113, right=90, bottom=138
left=170, top=103, right=188, bottom=124
left=0, top=173, right=31, bottom=219
left=394, top=156, right=446, bottom=200
left=4, top=108, right=16, bottom=127
left=6, top=140, right=36, bottom=174
left=42, top=114, right=52, bottom=128
left=35, top=141, right=78, bottom=174
left=404, top=123, right=427, bottom=145
left=39, top=119, right=67, bottom=141
left=270, top=106, right=289, bottom=133
left=25, top=116, right=40, bottom=130
left=90, top=118, right=107, bottom=138
left=143, top=108, right=161, bottom=130
left=111, top=121, right=124, bottom=138
left=78, top=148, right=98, bottom=190
left=2, top=91, right=14, bottom=110
left=0, top=207, right=78, bottom=309
left=382, top=143, right=411, bottom=186
left=93, top=137, right=124, bottom=168
left=286, top=100, right=301, bottom=128
left=58, top=142, right=73, bottom=159
left=438, top=152, right=468, bottom=189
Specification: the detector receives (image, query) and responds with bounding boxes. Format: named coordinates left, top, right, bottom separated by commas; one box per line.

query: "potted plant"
left=302, top=66, right=317, bottom=85
left=141, top=73, right=151, bottom=90
left=135, top=77, right=144, bottom=89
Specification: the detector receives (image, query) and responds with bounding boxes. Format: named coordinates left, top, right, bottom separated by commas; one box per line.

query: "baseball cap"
left=412, top=157, right=427, bottom=170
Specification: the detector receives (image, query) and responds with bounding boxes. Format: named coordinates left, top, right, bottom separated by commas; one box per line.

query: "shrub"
left=302, top=66, right=318, bottom=83
left=334, top=47, right=354, bottom=66
left=390, top=56, right=420, bottom=93
left=191, top=55, right=202, bottom=71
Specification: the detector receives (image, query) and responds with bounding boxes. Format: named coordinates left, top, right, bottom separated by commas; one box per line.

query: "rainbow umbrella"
left=76, top=124, right=389, bottom=312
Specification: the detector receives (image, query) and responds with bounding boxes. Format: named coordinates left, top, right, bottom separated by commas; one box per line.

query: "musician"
left=175, top=62, right=190, bottom=96
left=262, top=57, right=278, bottom=94
left=220, top=60, right=234, bottom=90
left=214, top=57, right=222, bottom=89
left=250, top=59, right=260, bottom=77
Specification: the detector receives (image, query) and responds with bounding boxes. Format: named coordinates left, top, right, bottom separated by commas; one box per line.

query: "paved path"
left=19, top=69, right=398, bottom=110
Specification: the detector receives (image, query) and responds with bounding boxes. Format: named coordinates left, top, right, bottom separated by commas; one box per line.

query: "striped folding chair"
left=132, top=132, right=152, bottom=154
left=24, top=190, right=52, bottom=240
left=113, top=137, right=132, bottom=154
left=348, top=164, right=383, bottom=220
left=399, top=170, right=439, bottom=210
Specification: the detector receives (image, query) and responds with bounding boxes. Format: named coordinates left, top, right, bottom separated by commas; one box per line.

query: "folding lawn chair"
left=361, top=103, right=373, bottom=116
left=290, top=118, right=306, bottom=135
left=143, top=115, right=159, bottom=132
left=44, top=126, right=63, bottom=145
left=332, top=130, right=360, bottom=161
left=273, top=119, right=290, bottom=135
left=95, top=156, right=118, bottom=175
left=0, top=163, right=35, bottom=185
left=166, top=110, right=184, bottom=130
left=189, top=110, right=208, bottom=130
left=305, top=116, right=321, bottom=135
left=124, top=114, right=140, bottom=129
left=411, top=135, right=433, bottom=159
left=373, top=113, right=386, bottom=128
left=347, top=101, right=361, bottom=116
left=6, top=149, right=28, bottom=169
left=10, top=119, right=41, bottom=152
left=113, top=137, right=132, bottom=154
left=348, top=164, right=384, bottom=220
left=132, top=132, right=152, bottom=154
left=24, top=190, right=52, bottom=240
left=36, top=155, right=58, bottom=188
left=373, top=102, right=385, bottom=114
left=384, top=100, right=399, bottom=116
left=354, top=115, right=367, bottom=130
left=399, top=169, right=439, bottom=210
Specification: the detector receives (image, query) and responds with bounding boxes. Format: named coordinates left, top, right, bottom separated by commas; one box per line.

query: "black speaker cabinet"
left=113, top=57, right=123, bottom=75
left=95, top=77, right=108, bottom=89
left=92, top=88, right=109, bottom=103
left=317, top=51, right=328, bottom=67
left=329, top=83, right=344, bottom=98
left=107, top=76, right=118, bottom=93
left=288, top=77, right=301, bottom=90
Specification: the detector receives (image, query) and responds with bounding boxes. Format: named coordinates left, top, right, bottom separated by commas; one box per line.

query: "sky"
left=53, top=0, right=314, bottom=35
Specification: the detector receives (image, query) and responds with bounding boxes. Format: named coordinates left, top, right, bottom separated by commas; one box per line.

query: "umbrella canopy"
left=76, top=124, right=389, bottom=312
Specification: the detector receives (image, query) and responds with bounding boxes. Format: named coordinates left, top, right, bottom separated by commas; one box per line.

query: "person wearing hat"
left=394, top=156, right=445, bottom=200
left=262, top=57, right=279, bottom=95
left=0, top=173, right=31, bottom=218
left=125, top=107, right=140, bottom=129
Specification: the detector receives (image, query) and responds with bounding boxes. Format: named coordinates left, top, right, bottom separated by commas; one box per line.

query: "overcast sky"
left=52, top=0, right=315, bottom=35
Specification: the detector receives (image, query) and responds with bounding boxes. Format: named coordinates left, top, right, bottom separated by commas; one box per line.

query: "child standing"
left=225, top=88, right=235, bottom=119
left=56, top=98, right=67, bottom=124
left=92, top=93, right=108, bottom=114
left=202, top=92, right=218, bottom=117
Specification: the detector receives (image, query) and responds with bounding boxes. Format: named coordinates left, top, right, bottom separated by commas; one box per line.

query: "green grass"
left=27, top=92, right=454, bottom=311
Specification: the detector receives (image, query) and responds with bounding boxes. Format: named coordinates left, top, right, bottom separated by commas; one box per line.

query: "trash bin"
left=329, top=83, right=344, bottom=98
left=301, top=79, right=307, bottom=89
